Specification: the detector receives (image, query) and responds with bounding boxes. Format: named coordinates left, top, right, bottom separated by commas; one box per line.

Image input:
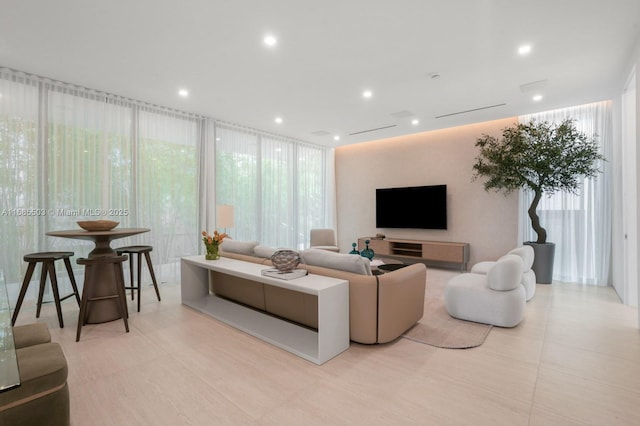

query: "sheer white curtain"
left=45, top=83, right=133, bottom=233
left=0, top=70, right=41, bottom=291
left=214, top=122, right=260, bottom=242
left=1, top=66, right=332, bottom=300
left=297, top=143, right=334, bottom=249
left=518, top=101, right=612, bottom=285
left=262, top=134, right=296, bottom=248
left=134, top=108, right=200, bottom=281
left=213, top=122, right=333, bottom=249
left=198, top=118, right=217, bottom=236
left=0, top=67, right=201, bottom=294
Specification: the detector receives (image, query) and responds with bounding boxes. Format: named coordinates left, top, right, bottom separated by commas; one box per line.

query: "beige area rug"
left=401, top=268, right=493, bottom=349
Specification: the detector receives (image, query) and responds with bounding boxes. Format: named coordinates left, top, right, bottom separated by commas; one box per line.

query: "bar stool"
left=75, top=255, right=130, bottom=342
left=115, top=245, right=161, bottom=312
left=12, top=251, right=81, bottom=328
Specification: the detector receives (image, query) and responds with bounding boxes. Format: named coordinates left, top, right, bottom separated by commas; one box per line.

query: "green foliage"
left=472, top=118, right=605, bottom=243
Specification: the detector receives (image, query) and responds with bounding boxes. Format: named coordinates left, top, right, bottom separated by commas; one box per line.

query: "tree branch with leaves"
left=472, top=118, right=605, bottom=244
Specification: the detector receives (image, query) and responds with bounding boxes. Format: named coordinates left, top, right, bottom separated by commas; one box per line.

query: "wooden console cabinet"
left=358, top=237, right=470, bottom=270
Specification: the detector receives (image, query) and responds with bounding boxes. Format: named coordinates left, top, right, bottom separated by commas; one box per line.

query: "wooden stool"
left=76, top=255, right=130, bottom=342
left=12, top=252, right=81, bottom=328
left=115, top=245, right=161, bottom=312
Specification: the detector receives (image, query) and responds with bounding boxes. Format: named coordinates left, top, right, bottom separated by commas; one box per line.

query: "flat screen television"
left=376, top=184, right=447, bottom=229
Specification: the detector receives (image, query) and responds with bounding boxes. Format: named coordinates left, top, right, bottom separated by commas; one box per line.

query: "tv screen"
left=376, top=184, right=447, bottom=229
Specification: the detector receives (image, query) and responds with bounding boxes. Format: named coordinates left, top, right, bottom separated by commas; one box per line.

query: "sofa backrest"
left=300, top=248, right=372, bottom=275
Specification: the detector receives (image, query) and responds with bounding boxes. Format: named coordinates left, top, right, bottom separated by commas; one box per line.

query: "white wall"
left=335, top=118, right=519, bottom=268
left=611, top=31, right=640, bottom=326
left=621, top=72, right=637, bottom=307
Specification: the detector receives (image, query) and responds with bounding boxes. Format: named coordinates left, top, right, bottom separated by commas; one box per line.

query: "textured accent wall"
left=335, top=117, right=519, bottom=269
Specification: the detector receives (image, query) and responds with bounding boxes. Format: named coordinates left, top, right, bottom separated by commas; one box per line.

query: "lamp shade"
left=216, top=204, right=234, bottom=228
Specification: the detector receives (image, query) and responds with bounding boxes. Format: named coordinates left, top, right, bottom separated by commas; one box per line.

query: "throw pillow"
left=254, top=245, right=280, bottom=259
left=220, top=240, right=259, bottom=255
left=300, top=248, right=372, bottom=275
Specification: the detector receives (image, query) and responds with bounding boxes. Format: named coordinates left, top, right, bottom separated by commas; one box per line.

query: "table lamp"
left=216, top=204, right=234, bottom=234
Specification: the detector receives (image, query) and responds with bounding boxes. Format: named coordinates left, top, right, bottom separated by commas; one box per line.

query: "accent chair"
left=309, top=228, right=339, bottom=252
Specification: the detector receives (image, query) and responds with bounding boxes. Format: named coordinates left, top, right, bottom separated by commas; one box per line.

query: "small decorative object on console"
left=261, top=268, right=308, bottom=280
left=77, top=220, right=119, bottom=231
left=360, top=239, right=375, bottom=260
left=374, top=233, right=385, bottom=239
left=349, top=242, right=360, bottom=255
left=271, top=249, right=301, bottom=272
left=202, top=230, right=228, bottom=260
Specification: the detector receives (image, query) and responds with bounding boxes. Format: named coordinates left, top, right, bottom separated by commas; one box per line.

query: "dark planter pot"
left=524, top=242, right=555, bottom=284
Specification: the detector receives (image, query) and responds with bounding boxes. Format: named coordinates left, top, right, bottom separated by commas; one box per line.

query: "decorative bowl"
left=271, top=250, right=301, bottom=272
left=77, top=220, right=119, bottom=231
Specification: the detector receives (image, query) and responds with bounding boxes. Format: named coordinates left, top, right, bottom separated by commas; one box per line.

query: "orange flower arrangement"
left=202, top=230, right=228, bottom=260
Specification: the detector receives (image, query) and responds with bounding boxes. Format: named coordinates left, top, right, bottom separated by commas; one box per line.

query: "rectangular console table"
left=180, top=256, right=349, bottom=365
left=359, top=237, right=470, bottom=270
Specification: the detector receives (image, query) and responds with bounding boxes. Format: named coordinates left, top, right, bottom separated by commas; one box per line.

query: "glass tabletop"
left=0, top=268, right=20, bottom=392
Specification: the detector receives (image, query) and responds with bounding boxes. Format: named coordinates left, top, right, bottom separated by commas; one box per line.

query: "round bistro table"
left=46, top=228, right=150, bottom=323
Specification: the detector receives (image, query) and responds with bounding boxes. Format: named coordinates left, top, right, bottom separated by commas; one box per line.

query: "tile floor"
left=12, top=267, right=640, bottom=425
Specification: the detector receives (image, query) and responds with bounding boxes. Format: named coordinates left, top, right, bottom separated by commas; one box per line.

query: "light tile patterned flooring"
left=13, top=268, right=640, bottom=425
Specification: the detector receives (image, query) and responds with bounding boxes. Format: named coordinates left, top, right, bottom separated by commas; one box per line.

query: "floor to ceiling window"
left=518, top=101, right=612, bottom=285
left=0, top=69, right=200, bottom=293
left=0, top=67, right=332, bottom=298
left=214, top=122, right=332, bottom=250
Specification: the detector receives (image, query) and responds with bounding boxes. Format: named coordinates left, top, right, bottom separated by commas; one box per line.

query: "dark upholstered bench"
left=0, top=323, right=70, bottom=425
left=12, top=323, right=51, bottom=349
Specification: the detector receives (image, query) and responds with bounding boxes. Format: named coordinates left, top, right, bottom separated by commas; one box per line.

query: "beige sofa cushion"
left=220, top=240, right=259, bottom=255
left=300, top=249, right=372, bottom=276
left=253, top=245, right=280, bottom=259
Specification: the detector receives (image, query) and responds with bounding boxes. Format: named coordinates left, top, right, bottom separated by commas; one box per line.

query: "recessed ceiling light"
left=275, top=117, right=283, bottom=124
left=533, top=94, right=543, bottom=101
left=518, top=45, right=532, bottom=55
left=264, top=34, right=277, bottom=47
left=178, top=89, right=189, bottom=97
left=362, top=90, right=373, bottom=99
left=411, top=119, right=420, bottom=125
left=333, top=135, right=341, bottom=141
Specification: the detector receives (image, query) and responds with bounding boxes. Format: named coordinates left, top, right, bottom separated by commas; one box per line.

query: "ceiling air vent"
left=348, top=125, right=397, bottom=136
left=435, top=103, right=506, bottom=119
left=520, top=79, right=548, bottom=93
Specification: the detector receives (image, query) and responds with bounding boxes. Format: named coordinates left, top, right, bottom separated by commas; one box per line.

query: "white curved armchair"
left=470, top=245, right=536, bottom=301
left=445, top=254, right=526, bottom=327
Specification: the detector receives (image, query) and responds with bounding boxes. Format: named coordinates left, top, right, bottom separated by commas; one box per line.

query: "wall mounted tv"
left=376, top=184, right=447, bottom=229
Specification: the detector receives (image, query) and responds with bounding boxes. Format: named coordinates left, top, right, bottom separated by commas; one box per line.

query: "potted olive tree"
left=472, top=118, right=605, bottom=283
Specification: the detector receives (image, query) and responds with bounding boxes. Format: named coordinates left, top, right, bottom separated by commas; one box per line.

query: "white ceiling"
left=2, top=0, right=639, bottom=146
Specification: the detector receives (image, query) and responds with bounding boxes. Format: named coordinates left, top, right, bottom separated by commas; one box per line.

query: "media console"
left=358, top=237, right=470, bottom=270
